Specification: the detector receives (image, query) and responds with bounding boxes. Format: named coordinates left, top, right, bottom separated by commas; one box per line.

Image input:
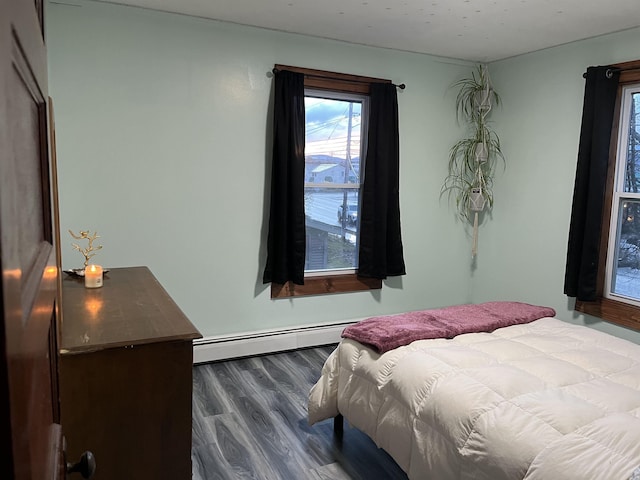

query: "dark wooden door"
left=0, top=1, right=65, bottom=478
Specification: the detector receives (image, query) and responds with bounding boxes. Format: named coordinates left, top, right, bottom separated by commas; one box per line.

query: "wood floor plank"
left=193, top=413, right=264, bottom=479
left=192, top=345, right=408, bottom=480
left=307, top=462, right=352, bottom=480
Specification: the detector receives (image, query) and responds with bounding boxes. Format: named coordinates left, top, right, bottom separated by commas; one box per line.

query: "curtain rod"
left=582, top=65, right=640, bottom=79
left=271, top=67, right=406, bottom=90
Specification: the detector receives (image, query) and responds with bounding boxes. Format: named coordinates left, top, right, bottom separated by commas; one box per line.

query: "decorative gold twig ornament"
left=69, top=230, right=103, bottom=268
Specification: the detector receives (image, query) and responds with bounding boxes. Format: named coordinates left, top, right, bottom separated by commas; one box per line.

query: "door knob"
left=67, top=451, right=96, bottom=479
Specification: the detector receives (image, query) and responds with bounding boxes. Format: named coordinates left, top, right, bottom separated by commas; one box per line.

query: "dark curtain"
left=564, top=66, right=620, bottom=301
left=358, top=83, right=406, bottom=279
left=263, top=71, right=306, bottom=285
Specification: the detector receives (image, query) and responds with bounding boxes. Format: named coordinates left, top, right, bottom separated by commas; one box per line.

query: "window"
left=605, top=84, right=640, bottom=305
left=267, top=65, right=404, bottom=298
left=304, top=90, right=366, bottom=274
left=576, top=60, right=640, bottom=331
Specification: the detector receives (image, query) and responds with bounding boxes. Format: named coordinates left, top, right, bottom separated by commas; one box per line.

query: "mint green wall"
left=47, top=0, right=473, bottom=337
left=48, top=1, right=640, bottom=343
left=478, top=28, right=640, bottom=343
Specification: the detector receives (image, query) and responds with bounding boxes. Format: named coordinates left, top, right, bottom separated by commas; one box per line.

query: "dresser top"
left=60, top=266, right=201, bottom=354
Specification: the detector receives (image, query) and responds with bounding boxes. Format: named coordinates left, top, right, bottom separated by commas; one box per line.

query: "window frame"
left=270, top=65, right=390, bottom=298
left=303, top=88, right=367, bottom=276
left=575, top=60, right=640, bottom=331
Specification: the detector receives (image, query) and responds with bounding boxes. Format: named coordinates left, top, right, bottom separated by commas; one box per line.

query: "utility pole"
left=341, top=102, right=353, bottom=237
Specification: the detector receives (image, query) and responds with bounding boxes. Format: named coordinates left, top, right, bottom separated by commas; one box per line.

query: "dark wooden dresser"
left=59, top=266, right=201, bottom=480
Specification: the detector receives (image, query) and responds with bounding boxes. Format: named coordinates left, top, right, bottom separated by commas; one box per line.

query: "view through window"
left=304, top=89, right=367, bottom=273
left=607, top=84, right=640, bottom=304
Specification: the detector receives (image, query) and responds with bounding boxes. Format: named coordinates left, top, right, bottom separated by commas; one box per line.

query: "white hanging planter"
left=474, top=142, right=488, bottom=163
left=469, top=188, right=486, bottom=212
left=475, top=87, right=492, bottom=113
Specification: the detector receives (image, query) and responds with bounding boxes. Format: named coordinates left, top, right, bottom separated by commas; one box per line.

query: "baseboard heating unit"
left=193, top=320, right=359, bottom=364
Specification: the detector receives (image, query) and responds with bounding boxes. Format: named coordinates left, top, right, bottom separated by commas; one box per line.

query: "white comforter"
left=308, top=318, right=640, bottom=479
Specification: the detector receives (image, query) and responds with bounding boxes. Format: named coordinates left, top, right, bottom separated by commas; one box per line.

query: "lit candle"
left=84, top=264, right=103, bottom=288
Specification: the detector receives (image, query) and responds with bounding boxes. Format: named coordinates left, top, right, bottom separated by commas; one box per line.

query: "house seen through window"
left=304, top=90, right=367, bottom=274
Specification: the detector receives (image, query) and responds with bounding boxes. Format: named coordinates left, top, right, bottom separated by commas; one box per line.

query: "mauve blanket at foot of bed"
left=341, top=301, right=556, bottom=353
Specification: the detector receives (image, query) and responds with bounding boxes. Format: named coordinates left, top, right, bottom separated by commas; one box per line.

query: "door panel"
left=7, top=32, right=51, bottom=322
left=0, top=0, right=64, bottom=478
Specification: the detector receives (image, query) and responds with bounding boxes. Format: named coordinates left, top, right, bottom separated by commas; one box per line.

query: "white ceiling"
left=96, top=0, right=640, bottom=62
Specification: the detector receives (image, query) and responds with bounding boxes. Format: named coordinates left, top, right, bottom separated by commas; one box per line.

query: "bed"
left=308, top=302, right=640, bottom=480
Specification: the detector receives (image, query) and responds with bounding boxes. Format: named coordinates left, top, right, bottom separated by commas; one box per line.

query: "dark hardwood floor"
left=191, top=345, right=408, bottom=480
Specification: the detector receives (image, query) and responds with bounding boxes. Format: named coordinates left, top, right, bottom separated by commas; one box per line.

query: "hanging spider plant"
left=443, top=125, right=503, bottom=221
left=453, top=64, right=501, bottom=123
left=442, top=64, right=504, bottom=222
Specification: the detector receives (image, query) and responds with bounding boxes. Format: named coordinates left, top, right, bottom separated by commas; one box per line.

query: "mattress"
left=308, top=318, right=640, bottom=479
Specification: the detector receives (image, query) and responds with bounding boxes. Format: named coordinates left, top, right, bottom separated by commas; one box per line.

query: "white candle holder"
left=84, top=264, right=103, bottom=289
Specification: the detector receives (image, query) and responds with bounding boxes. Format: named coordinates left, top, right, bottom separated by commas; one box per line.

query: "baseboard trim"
left=193, top=320, right=360, bottom=364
